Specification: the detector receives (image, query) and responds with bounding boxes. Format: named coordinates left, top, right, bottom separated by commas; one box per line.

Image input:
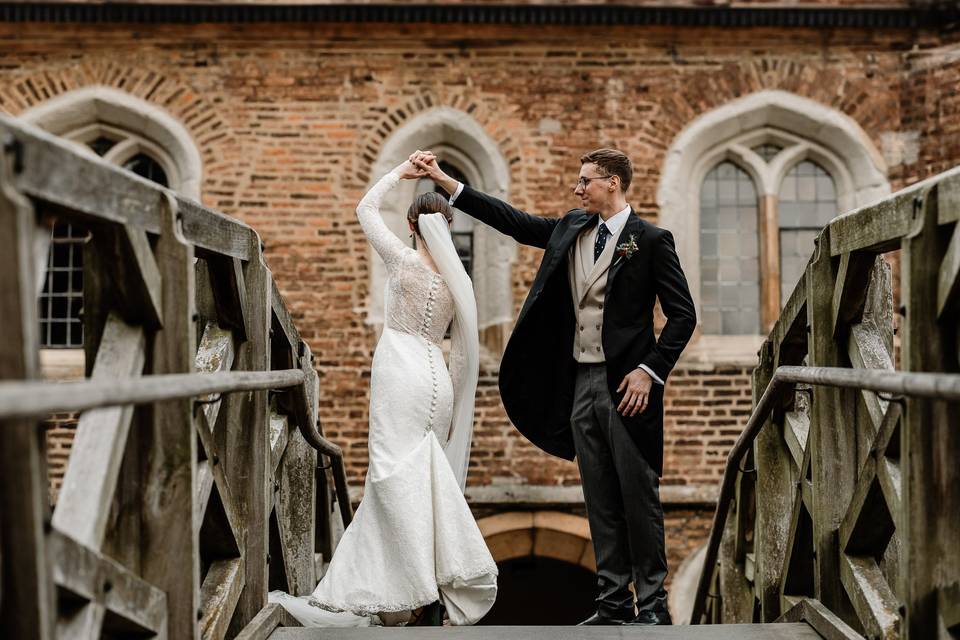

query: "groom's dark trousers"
left=449, top=185, right=696, bottom=618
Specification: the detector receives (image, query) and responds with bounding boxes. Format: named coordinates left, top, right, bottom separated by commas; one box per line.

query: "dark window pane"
left=39, top=223, right=85, bottom=348
left=123, top=153, right=169, bottom=187
left=700, top=161, right=760, bottom=335
left=89, top=136, right=117, bottom=157
left=752, top=144, right=783, bottom=162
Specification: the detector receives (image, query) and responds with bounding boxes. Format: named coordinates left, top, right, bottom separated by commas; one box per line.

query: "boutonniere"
left=614, top=234, right=639, bottom=262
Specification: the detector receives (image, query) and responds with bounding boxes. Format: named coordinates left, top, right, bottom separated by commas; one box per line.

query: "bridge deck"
left=274, top=622, right=821, bottom=639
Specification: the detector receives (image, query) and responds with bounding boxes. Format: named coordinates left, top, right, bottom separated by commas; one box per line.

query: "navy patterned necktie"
left=594, top=222, right=610, bottom=262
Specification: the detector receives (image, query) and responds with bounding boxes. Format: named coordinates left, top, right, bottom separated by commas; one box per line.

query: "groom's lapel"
left=607, top=210, right=645, bottom=285
left=545, top=212, right=594, bottom=276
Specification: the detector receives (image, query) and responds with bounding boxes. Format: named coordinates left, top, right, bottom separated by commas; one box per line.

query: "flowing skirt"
left=306, top=327, right=497, bottom=625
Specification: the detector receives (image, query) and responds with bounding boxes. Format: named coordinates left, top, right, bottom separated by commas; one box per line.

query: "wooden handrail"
left=0, top=370, right=305, bottom=420
left=690, top=366, right=960, bottom=624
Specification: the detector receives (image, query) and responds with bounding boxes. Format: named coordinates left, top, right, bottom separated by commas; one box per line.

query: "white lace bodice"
left=357, top=170, right=455, bottom=347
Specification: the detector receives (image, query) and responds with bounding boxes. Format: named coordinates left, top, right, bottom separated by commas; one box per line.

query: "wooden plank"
left=798, top=598, right=866, bottom=640
left=200, top=558, right=245, bottom=640
left=196, top=460, right=215, bottom=528
left=936, top=221, right=960, bottom=319
left=900, top=184, right=960, bottom=640
left=752, top=341, right=793, bottom=622
left=195, top=322, right=236, bottom=430
left=771, top=280, right=807, bottom=370
left=0, top=115, right=254, bottom=261
left=271, top=278, right=301, bottom=355
left=839, top=554, right=900, bottom=640
left=806, top=228, right=859, bottom=621
left=0, top=138, right=55, bottom=640
left=223, top=242, right=272, bottom=635
left=847, top=322, right=893, bottom=434
left=114, top=226, right=163, bottom=329
left=276, top=427, right=317, bottom=596
left=234, top=603, right=300, bottom=640
left=938, top=171, right=960, bottom=225
left=828, top=177, right=939, bottom=256
left=0, top=369, right=304, bottom=420
left=783, top=411, right=809, bottom=472
left=831, top=252, right=875, bottom=338
left=938, top=582, right=960, bottom=631
left=52, top=314, right=146, bottom=550
left=49, top=529, right=167, bottom=635
left=207, top=255, right=250, bottom=342
left=140, top=192, right=199, bottom=640
left=270, top=412, right=290, bottom=475
left=195, top=410, right=244, bottom=557
left=274, top=624, right=823, bottom=639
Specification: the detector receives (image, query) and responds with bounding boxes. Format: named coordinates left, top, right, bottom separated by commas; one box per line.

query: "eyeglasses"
left=574, top=175, right=611, bottom=189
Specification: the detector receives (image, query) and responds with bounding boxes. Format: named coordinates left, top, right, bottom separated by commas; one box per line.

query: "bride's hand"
left=395, top=159, right=426, bottom=180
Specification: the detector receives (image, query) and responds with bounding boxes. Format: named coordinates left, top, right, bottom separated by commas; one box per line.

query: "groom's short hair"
left=580, top=148, right=632, bottom=193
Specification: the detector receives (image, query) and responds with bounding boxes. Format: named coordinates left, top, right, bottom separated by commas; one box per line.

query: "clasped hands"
left=395, top=150, right=441, bottom=180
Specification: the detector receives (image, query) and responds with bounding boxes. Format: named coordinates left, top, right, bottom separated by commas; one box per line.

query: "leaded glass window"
left=699, top=161, right=761, bottom=335
left=778, top=160, right=837, bottom=306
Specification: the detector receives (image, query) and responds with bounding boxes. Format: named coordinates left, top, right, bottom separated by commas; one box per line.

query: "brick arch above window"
left=21, top=86, right=202, bottom=200
left=656, top=90, right=891, bottom=362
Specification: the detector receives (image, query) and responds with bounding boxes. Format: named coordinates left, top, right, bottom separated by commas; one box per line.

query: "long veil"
left=419, top=213, right=479, bottom=490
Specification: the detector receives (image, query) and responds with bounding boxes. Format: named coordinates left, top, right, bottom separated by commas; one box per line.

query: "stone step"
left=273, top=622, right=822, bottom=640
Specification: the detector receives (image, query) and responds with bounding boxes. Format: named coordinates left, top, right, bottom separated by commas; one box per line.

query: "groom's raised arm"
left=413, top=153, right=558, bottom=249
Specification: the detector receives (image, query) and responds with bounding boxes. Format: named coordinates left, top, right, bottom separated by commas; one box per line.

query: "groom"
left=413, top=148, right=696, bottom=626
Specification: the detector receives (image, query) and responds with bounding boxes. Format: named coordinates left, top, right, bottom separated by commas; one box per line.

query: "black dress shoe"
left=627, top=607, right=673, bottom=626
left=578, top=611, right=630, bottom=626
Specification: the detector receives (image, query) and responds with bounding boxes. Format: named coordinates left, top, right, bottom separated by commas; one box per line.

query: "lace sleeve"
left=356, top=168, right=407, bottom=271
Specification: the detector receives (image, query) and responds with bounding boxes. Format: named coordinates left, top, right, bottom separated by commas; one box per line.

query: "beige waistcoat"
left=568, top=224, right=618, bottom=363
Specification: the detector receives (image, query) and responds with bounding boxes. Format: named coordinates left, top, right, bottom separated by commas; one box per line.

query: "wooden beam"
left=831, top=252, right=875, bottom=338
left=276, top=427, right=317, bottom=596
left=195, top=322, right=236, bottom=431
left=49, top=529, right=167, bottom=635
left=0, top=138, right=55, bottom=640
left=270, top=412, right=290, bottom=475
left=828, top=185, right=922, bottom=256
left=806, top=229, right=858, bottom=621
left=52, top=314, right=146, bottom=550
left=771, top=280, right=807, bottom=370
left=271, top=279, right=301, bottom=356
left=234, top=603, right=300, bottom=640
left=106, top=226, right=163, bottom=330
left=900, top=184, right=960, bottom=640
left=936, top=221, right=960, bottom=320
left=139, top=192, right=199, bottom=640
left=207, top=255, right=250, bottom=342
left=783, top=411, right=809, bottom=472
left=847, top=321, right=894, bottom=434
left=839, top=555, right=900, bottom=640
left=0, top=115, right=255, bottom=261
left=799, top=598, right=865, bottom=640
left=938, top=171, right=960, bottom=225
left=195, top=409, right=244, bottom=557
left=200, top=558, right=245, bottom=640
left=223, top=242, right=272, bottom=635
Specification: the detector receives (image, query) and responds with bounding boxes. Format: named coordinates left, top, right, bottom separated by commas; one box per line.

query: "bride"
left=271, top=159, right=498, bottom=627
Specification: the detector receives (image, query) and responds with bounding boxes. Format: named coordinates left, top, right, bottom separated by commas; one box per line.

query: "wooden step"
left=272, top=622, right=822, bottom=639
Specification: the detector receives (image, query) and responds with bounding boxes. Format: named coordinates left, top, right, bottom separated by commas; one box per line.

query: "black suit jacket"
left=455, top=185, right=696, bottom=475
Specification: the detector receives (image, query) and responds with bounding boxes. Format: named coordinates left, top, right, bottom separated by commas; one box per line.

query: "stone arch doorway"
left=477, top=511, right=596, bottom=625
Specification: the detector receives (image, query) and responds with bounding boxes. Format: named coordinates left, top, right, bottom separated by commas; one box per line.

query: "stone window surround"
left=657, top=90, right=890, bottom=364
left=366, top=107, right=516, bottom=354
left=21, top=86, right=202, bottom=377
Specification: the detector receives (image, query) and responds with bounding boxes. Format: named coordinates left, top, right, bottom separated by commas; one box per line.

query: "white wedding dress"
left=271, top=169, right=498, bottom=627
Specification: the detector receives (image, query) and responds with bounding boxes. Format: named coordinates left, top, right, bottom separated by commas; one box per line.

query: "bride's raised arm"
left=355, top=162, right=419, bottom=271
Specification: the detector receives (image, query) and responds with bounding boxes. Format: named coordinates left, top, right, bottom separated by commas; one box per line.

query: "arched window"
left=24, top=88, right=201, bottom=349
left=366, top=107, right=515, bottom=355
left=659, top=91, right=888, bottom=355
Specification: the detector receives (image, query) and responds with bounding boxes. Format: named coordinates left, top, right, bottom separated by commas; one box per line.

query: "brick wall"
left=45, top=413, right=78, bottom=504
left=7, top=20, right=957, bottom=511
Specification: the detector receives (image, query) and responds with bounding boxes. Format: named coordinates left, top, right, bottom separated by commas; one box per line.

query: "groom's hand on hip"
left=617, top=368, right=653, bottom=417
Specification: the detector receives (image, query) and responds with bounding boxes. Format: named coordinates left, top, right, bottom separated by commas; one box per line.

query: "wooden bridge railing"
left=0, top=114, right=352, bottom=639
left=693, top=165, right=960, bottom=639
